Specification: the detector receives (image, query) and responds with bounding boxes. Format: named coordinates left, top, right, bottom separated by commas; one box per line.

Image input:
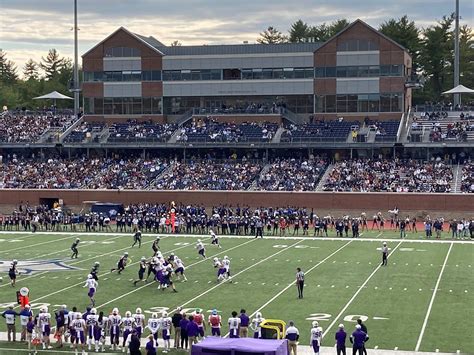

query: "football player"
left=210, top=229, right=221, bottom=248
left=152, top=236, right=160, bottom=254
left=228, top=311, right=241, bottom=338
left=208, top=309, right=222, bottom=337
left=213, top=257, right=226, bottom=282
left=222, top=255, right=231, bottom=280
left=251, top=312, right=265, bottom=339
left=310, top=320, right=323, bottom=355
left=86, top=308, right=100, bottom=352
left=131, top=230, right=142, bottom=248
left=71, top=238, right=80, bottom=259
left=146, top=312, right=160, bottom=346
left=110, top=252, right=129, bottom=274
left=120, top=311, right=136, bottom=350
left=196, top=239, right=206, bottom=258
left=160, top=311, right=172, bottom=353
left=133, top=257, right=147, bottom=286
left=38, top=306, right=53, bottom=349
left=174, top=257, right=188, bottom=282
left=108, top=308, right=121, bottom=351
left=133, top=308, right=145, bottom=338
left=8, top=259, right=18, bottom=287
left=72, top=313, right=87, bottom=355
left=90, top=262, right=100, bottom=281
left=83, top=274, right=98, bottom=306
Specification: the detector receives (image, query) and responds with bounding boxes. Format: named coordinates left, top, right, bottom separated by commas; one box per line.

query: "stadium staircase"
left=149, top=160, right=176, bottom=189
left=248, top=163, right=272, bottom=190
left=59, top=116, right=84, bottom=142
left=167, top=127, right=183, bottom=143
left=280, top=108, right=305, bottom=125
left=452, top=163, right=462, bottom=193
left=271, top=127, right=285, bottom=143
left=175, top=109, right=194, bottom=126
left=316, top=164, right=334, bottom=191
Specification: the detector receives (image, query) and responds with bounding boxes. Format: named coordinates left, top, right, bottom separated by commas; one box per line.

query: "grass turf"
left=0, top=229, right=472, bottom=353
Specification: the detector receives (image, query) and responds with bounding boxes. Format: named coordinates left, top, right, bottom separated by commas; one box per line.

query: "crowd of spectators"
left=108, top=120, right=177, bottom=142
left=0, top=154, right=170, bottom=189
left=430, top=121, right=473, bottom=142
left=323, top=159, right=454, bottom=193
left=63, top=122, right=106, bottom=143
left=154, top=159, right=262, bottom=190
left=256, top=157, right=327, bottom=191
left=0, top=112, right=76, bottom=143
left=176, top=117, right=277, bottom=143
left=194, top=101, right=286, bottom=115
left=460, top=163, right=474, bottom=193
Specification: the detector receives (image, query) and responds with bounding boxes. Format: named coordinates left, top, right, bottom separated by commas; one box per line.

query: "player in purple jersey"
left=213, top=257, right=227, bottom=282
left=72, top=313, right=87, bottom=355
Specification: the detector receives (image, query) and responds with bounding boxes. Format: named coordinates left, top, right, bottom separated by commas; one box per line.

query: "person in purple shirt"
left=180, top=314, right=190, bottom=350
left=350, top=325, right=368, bottom=355
left=186, top=315, right=199, bottom=349
left=145, top=334, right=157, bottom=355
left=239, top=309, right=249, bottom=338
left=335, top=323, right=347, bottom=355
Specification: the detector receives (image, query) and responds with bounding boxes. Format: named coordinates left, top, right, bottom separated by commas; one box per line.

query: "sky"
left=0, top=0, right=473, bottom=76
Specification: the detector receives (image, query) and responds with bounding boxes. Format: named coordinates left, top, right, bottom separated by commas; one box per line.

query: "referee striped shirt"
left=296, top=271, right=304, bottom=282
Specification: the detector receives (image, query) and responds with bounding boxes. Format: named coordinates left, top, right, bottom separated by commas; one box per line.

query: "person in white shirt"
left=146, top=312, right=160, bottom=347
left=250, top=312, right=265, bottom=339
left=285, top=321, right=299, bottom=355
left=72, top=313, right=87, bottom=355
left=309, top=321, right=323, bottom=355
left=38, top=307, right=52, bottom=349
left=160, top=311, right=172, bottom=353
left=2, top=305, right=17, bottom=342
left=83, top=274, right=98, bottom=307
left=108, top=308, right=121, bottom=350
left=228, top=311, right=241, bottom=338
left=133, top=308, right=145, bottom=338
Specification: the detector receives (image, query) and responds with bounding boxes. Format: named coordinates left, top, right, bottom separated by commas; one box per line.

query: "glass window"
left=181, top=70, right=191, bottom=81
left=162, top=71, right=172, bottom=81
left=94, top=98, right=103, bottom=114
left=272, top=69, right=284, bottom=79
left=262, top=68, right=273, bottom=79
left=368, top=66, right=379, bottom=77
left=337, top=41, right=348, bottom=51
left=123, top=98, right=132, bottom=115
left=242, top=69, right=252, bottom=80
left=112, top=47, right=122, bottom=57
left=143, top=98, right=152, bottom=114
left=142, top=71, right=152, bottom=81
left=357, top=66, right=369, bottom=77
left=171, top=71, right=181, bottom=81
left=252, top=68, right=263, bottom=80
left=152, top=97, right=162, bottom=114
left=315, top=95, right=324, bottom=113
left=380, top=94, right=391, bottom=112
left=358, top=39, right=369, bottom=51
left=358, top=94, right=368, bottom=112
left=305, top=68, right=314, bottom=78
left=336, top=67, right=347, bottom=78
left=326, top=95, right=336, bottom=112
left=315, top=67, right=325, bottom=78
left=348, top=39, right=358, bottom=51
left=104, top=98, right=113, bottom=114
left=122, top=71, right=132, bottom=81
left=210, top=69, right=221, bottom=80
left=131, top=48, right=141, bottom=57
left=282, top=68, right=294, bottom=79
left=347, top=94, right=358, bottom=112
left=337, top=95, right=347, bottom=112
left=130, top=71, right=141, bottom=81
left=104, top=48, right=113, bottom=57
left=391, top=64, right=402, bottom=76
left=201, top=70, right=211, bottom=80
left=380, top=65, right=391, bottom=76
left=391, top=93, right=402, bottom=111
left=368, top=41, right=379, bottom=50
left=132, top=98, right=142, bottom=114
left=325, top=67, right=336, bottom=77
left=191, top=70, right=201, bottom=80
left=368, top=94, right=379, bottom=112
left=122, top=47, right=132, bottom=57
left=347, top=66, right=358, bottom=77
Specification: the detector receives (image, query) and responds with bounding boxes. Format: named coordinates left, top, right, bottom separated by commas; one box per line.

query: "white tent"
left=442, top=85, right=474, bottom=94
left=33, top=91, right=73, bottom=107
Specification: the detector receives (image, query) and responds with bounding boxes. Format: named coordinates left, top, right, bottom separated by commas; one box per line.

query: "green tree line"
left=0, top=49, right=77, bottom=109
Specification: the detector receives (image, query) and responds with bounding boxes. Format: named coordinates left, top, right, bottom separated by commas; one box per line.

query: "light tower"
left=72, top=0, right=80, bottom=117
left=453, top=0, right=460, bottom=107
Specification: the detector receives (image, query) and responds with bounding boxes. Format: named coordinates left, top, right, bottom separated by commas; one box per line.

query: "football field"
left=0, top=230, right=472, bottom=354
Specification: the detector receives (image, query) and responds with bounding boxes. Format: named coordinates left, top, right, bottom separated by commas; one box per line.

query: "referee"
left=296, top=267, right=305, bottom=299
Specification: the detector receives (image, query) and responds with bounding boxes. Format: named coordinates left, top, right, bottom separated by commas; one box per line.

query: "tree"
left=458, top=25, right=474, bottom=93
left=379, top=15, right=421, bottom=70
left=23, top=59, right=40, bottom=81
left=40, top=49, right=65, bottom=81
left=419, top=15, right=454, bottom=101
left=328, top=19, right=350, bottom=37
left=289, top=19, right=310, bottom=43
left=308, top=24, right=330, bottom=42
left=257, top=26, right=287, bottom=44
left=170, top=40, right=182, bottom=47
left=0, top=50, right=18, bottom=84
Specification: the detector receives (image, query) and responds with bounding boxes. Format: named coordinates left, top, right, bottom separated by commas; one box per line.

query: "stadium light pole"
left=73, top=0, right=80, bottom=117
left=453, top=0, right=460, bottom=107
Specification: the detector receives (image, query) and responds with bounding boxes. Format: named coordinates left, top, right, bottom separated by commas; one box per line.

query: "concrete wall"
left=1, top=190, right=472, bottom=214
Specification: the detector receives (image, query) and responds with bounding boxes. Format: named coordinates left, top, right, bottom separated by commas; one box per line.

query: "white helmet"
left=312, top=321, right=319, bottom=327
left=162, top=311, right=168, bottom=317
left=112, top=308, right=119, bottom=315
left=43, top=306, right=48, bottom=313
left=61, top=304, right=67, bottom=310
left=213, top=257, right=218, bottom=262
left=156, top=236, right=160, bottom=240
left=171, top=253, right=175, bottom=256
left=125, top=311, right=132, bottom=317
left=152, top=257, right=159, bottom=264
left=87, top=274, right=93, bottom=279
left=136, top=308, right=142, bottom=314
left=198, top=239, right=201, bottom=243
left=224, top=256, right=228, bottom=260
left=76, top=238, right=80, bottom=241
left=124, top=252, right=129, bottom=256
left=76, top=313, right=82, bottom=319
left=13, top=259, right=18, bottom=264
left=141, top=256, right=146, bottom=261
left=383, top=242, right=387, bottom=246
left=256, top=312, right=262, bottom=318
left=94, top=262, right=100, bottom=266
left=152, top=312, right=158, bottom=318
left=91, top=308, right=97, bottom=314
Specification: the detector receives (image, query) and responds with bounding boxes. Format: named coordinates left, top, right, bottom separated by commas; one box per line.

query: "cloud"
left=1, top=0, right=472, bottom=73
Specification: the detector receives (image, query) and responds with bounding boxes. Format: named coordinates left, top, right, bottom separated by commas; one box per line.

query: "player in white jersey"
left=196, top=239, right=206, bottom=258
left=84, top=274, right=98, bottom=306
left=146, top=312, right=160, bottom=346
left=67, top=306, right=80, bottom=346
left=310, top=321, right=323, bottom=355
left=121, top=311, right=136, bottom=351
left=38, top=307, right=52, bottom=349
left=174, top=257, right=188, bottom=282
left=213, top=257, right=226, bottom=282
left=72, top=313, right=87, bottom=355
left=86, top=308, right=100, bottom=352
left=210, top=229, right=222, bottom=248
left=251, top=312, right=265, bottom=339
left=108, top=308, right=121, bottom=350
left=160, top=311, right=172, bottom=353
left=228, top=311, right=241, bottom=338
left=222, top=256, right=231, bottom=280
left=97, top=311, right=108, bottom=352
left=133, top=308, right=145, bottom=338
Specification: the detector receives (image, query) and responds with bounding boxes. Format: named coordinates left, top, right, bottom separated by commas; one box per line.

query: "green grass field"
left=0, top=229, right=472, bottom=354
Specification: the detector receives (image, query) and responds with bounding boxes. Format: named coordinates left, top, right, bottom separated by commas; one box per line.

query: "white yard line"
left=13, top=235, right=198, bottom=306
left=96, top=238, right=259, bottom=309
left=0, top=235, right=76, bottom=253
left=0, top=230, right=471, bottom=244
left=223, top=240, right=354, bottom=337
left=167, top=239, right=306, bottom=314
left=414, top=242, right=454, bottom=351
left=322, top=241, right=403, bottom=339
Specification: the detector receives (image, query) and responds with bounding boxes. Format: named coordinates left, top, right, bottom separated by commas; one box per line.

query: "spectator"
left=285, top=320, right=299, bottom=355
left=2, top=305, right=18, bottom=341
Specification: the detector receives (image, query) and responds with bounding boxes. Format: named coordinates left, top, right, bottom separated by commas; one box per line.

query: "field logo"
left=0, top=259, right=80, bottom=275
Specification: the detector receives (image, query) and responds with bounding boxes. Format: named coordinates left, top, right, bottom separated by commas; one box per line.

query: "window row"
left=84, top=97, right=162, bottom=115
left=315, top=93, right=403, bottom=113
left=162, top=69, right=222, bottom=81
left=83, top=71, right=162, bottom=82
left=315, top=65, right=403, bottom=78
left=104, top=47, right=141, bottom=57
left=162, top=95, right=314, bottom=115
left=337, top=39, right=379, bottom=52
